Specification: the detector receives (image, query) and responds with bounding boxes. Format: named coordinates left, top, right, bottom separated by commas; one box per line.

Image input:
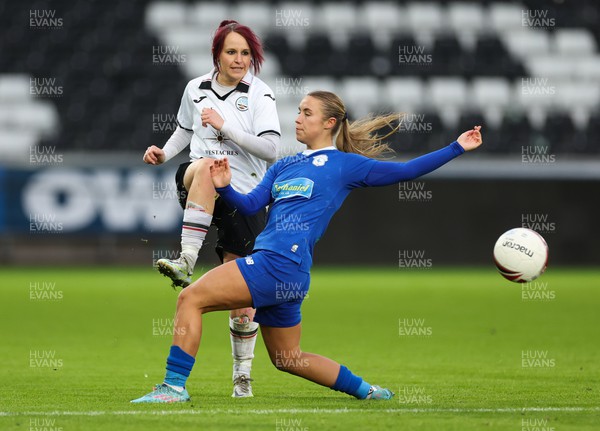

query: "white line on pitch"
left=1, top=407, right=599, bottom=417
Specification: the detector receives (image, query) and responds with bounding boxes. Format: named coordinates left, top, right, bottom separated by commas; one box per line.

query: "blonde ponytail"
left=307, top=91, right=400, bottom=159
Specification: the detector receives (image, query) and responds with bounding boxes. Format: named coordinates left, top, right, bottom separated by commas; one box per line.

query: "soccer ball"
left=493, top=228, right=549, bottom=283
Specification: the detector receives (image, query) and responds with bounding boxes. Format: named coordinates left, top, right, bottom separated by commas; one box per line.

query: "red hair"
left=212, top=20, right=264, bottom=75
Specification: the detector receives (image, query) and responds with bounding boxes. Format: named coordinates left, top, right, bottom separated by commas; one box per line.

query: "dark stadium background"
left=1, top=0, right=598, bottom=267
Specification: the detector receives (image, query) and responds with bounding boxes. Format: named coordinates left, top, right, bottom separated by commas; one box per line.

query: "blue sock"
left=164, top=345, right=195, bottom=388
left=331, top=365, right=372, bottom=399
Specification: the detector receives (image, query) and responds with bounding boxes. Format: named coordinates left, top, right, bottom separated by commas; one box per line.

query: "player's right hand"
left=456, top=126, right=483, bottom=151
left=143, top=145, right=165, bottom=165
left=209, top=158, right=232, bottom=188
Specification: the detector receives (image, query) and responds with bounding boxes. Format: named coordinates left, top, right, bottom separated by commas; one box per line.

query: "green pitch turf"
left=0, top=266, right=598, bottom=430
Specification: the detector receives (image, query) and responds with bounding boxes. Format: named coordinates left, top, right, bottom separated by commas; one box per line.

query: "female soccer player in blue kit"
left=132, top=91, right=483, bottom=403
left=143, top=20, right=280, bottom=397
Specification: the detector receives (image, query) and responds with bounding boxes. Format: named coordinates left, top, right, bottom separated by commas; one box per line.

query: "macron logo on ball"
left=272, top=178, right=314, bottom=201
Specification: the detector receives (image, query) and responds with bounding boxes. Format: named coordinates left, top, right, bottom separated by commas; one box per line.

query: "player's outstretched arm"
left=210, top=158, right=272, bottom=216
left=363, top=126, right=483, bottom=187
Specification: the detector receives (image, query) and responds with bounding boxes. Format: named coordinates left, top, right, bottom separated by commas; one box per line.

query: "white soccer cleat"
left=232, top=375, right=254, bottom=398
left=157, top=257, right=192, bottom=288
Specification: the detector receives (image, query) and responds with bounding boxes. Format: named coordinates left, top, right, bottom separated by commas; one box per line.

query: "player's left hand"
left=456, top=126, right=482, bottom=151
left=210, top=157, right=232, bottom=188
left=201, top=108, right=224, bottom=130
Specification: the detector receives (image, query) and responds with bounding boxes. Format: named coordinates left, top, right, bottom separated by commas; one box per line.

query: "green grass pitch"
left=0, top=266, right=598, bottom=430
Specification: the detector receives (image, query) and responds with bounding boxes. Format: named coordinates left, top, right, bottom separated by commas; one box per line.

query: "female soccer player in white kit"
left=132, top=91, right=482, bottom=403
left=142, top=20, right=280, bottom=397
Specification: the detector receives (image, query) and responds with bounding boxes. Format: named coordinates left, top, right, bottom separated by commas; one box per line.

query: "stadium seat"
left=447, top=2, right=485, bottom=36
left=427, top=78, right=468, bottom=112
left=382, top=77, right=425, bottom=113
left=584, top=111, right=600, bottom=154
left=181, top=53, right=214, bottom=79
left=418, top=111, right=447, bottom=152
left=0, top=74, right=31, bottom=101
left=575, top=57, right=600, bottom=82
left=345, top=33, right=378, bottom=76
left=231, top=2, right=273, bottom=34
left=488, top=2, right=526, bottom=34
left=276, top=100, right=302, bottom=151
left=301, top=76, right=338, bottom=94
left=543, top=112, right=578, bottom=154
left=553, top=29, right=597, bottom=56
left=502, top=30, right=551, bottom=60
left=23, top=102, right=60, bottom=138
left=526, top=55, right=575, bottom=80
left=145, top=2, right=187, bottom=32
left=264, top=33, right=291, bottom=63
left=516, top=77, right=558, bottom=118
left=405, top=2, right=445, bottom=35
left=392, top=111, right=440, bottom=155
left=259, top=53, right=282, bottom=80
left=472, top=77, right=512, bottom=111
left=431, top=35, right=464, bottom=75
left=275, top=2, right=315, bottom=36
left=360, top=2, right=404, bottom=47
left=302, top=33, right=335, bottom=76
left=1, top=130, right=40, bottom=163
left=498, top=113, right=535, bottom=154
left=473, top=35, right=523, bottom=77
left=338, top=77, right=382, bottom=118
left=162, top=28, right=212, bottom=57
left=554, top=81, right=600, bottom=115
left=390, top=34, right=420, bottom=75
left=189, top=2, right=231, bottom=32
left=280, top=49, right=308, bottom=78
left=314, top=2, right=358, bottom=35
left=471, top=77, right=512, bottom=128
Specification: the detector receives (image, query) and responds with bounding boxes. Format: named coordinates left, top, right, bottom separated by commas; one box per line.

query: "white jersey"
left=177, top=69, right=281, bottom=193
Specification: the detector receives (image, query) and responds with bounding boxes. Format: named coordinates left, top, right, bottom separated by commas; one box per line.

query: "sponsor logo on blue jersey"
left=272, top=178, right=314, bottom=200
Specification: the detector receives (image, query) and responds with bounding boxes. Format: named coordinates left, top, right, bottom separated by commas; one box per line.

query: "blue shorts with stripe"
left=235, top=250, right=310, bottom=328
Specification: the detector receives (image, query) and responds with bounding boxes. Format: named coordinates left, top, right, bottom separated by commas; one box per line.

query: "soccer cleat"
left=157, top=257, right=192, bottom=288
left=365, top=385, right=395, bottom=400
left=232, top=375, right=254, bottom=398
left=130, top=383, right=190, bottom=403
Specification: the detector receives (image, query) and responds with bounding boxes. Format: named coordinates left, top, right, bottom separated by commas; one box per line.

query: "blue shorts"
left=236, top=250, right=310, bottom=328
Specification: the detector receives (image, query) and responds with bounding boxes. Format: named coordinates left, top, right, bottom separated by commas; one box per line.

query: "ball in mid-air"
left=493, top=228, right=549, bottom=283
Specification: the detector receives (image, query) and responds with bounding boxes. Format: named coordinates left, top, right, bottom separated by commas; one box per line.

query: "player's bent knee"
left=176, top=287, right=192, bottom=309
left=191, top=158, right=212, bottom=178
left=176, top=283, right=208, bottom=312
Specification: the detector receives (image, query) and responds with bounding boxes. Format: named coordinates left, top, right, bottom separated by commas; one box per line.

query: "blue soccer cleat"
left=365, top=385, right=395, bottom=400
left=130, top=383, right=191, bottom=403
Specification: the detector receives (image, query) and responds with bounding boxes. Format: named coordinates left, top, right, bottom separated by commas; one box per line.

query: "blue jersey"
left=217, top=142, right=465, bottom=272
left=255, top=149, right=377, bottom=271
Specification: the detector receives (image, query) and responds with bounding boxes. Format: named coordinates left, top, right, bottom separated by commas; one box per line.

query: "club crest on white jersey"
left=236, top=96, right=248, bottom=111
